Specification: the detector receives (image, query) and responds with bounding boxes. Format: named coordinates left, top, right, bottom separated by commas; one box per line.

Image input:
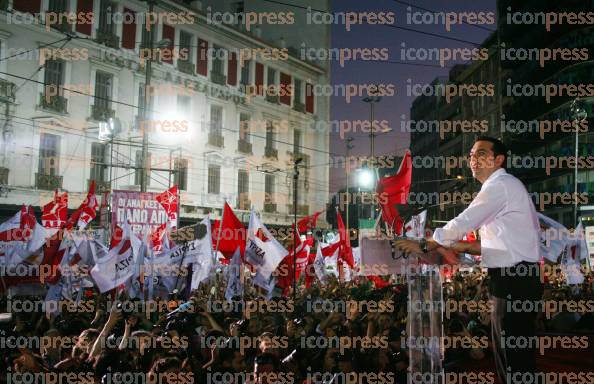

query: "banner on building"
left=111, top=190, right=169, bottom=236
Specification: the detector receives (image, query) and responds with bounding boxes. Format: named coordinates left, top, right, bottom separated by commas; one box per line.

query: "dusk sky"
left=328, top=0, right=496, bottom=193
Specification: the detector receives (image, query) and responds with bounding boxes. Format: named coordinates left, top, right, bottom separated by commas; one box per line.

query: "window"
left=210, top=105, right=223, bottom=136
left=135, top=150, right=151, bottom=186
left=48, top=0, right=68, bottom=30
left=98, top=0, right=116, bottom=35
left=265, top=121, right=274, bottom=149
left=240, top=60, right=251, bottom=87
left=238, top=169, right=249, bottom=206
left=212, top=45, right=225, bottom=76
left=39, top=133, right=60, bottom=176
left=90, top=142, right=107, bottom=182
left=293, top=129, right=301, bottom=155
left=174, top=158, right=188, bottom=190
left=293, top=78, right=303, bottom=105
left=266, top=67, right=278, bottom=103
left=239, top=113, right=250, bottom=142
left=43, top=59, right=64, bottom=100
left=208, top=164, right=220, bottom=194
left=265, top=174, right=275, bottom=202
left=177, top=95, right=191, bottom=118
left=179, top=31, right=193, bottom=60
left=94, top=71, right=113, bottom=111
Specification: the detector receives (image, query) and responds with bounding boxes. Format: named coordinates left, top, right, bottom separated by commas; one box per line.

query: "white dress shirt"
left=433, top=168, right=540, bottom=268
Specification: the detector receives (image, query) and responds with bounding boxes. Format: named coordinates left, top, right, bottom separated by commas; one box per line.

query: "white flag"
left=90, top=222, right=141, bottom=293
left=537, top=213, right=571, bottom=263
left=405, top=210, right=427, bottom=239
left=191, top=217, right=214, bottom=290
left=313, top=244, right=327, bottom=283
left=568, top=221, right=589, bottom=260
left=225, top=247, right=243, bottom=301
left=245, top=209, right=288, bottom=279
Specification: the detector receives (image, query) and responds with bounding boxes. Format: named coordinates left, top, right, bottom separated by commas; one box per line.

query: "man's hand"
left=394, top=239, right=422, bottom=254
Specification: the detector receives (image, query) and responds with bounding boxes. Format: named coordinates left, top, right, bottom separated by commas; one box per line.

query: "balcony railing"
left=88, top=179, right=111, bottom=193
left=178, top=60, right=195, bottom=75
left=0, top=79, right=14, bottom=102
left=0, top=167, right=8, bottom=185
left=237, top=140, right=252, bottom=154
left=96, top=30, right=120, bottom=49
left=208, top=133, right=224, bottom=147
left=40, top=93, right=68, bottom=113
left=287, top=204, right=309, bottom=216
left=264, top=147, right=278, bottom=159
left=293, top=102, right=306, bottom=113
left=266, top=94, right=279, bottom=104
left=91, top=104, right=115, bottom=121
left=36, top=173, right=63, bottom=190
left=210, top=71, right=227, bottom=85
left=237, top=197, right=251, bottom=210
left=263, top=202, right=277, bottom=213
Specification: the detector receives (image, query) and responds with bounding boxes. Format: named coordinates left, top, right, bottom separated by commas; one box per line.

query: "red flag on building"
left=295, top=211, right=322, bottom=234
left=212, top=202, right=246, bottom=259
left=376, top=151, right=412, bottom=235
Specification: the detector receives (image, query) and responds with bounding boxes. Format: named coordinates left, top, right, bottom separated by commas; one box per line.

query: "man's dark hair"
left=475, top=136, right=508, bottom=167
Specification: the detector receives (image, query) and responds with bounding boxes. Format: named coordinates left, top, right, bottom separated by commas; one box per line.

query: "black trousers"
left=488, top=262, right=544, bottom=384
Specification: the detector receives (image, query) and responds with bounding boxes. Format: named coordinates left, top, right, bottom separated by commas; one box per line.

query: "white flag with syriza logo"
left=537, top=213, right=571, bottom=263
left=245, top=209, right=288, bottom=280
left=405, top=210, right=427, bottom=239
left=90, top=222, right=141, bottom=293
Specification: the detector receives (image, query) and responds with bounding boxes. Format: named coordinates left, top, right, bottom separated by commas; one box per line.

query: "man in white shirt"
left=396, top=136, right=543, bottom=384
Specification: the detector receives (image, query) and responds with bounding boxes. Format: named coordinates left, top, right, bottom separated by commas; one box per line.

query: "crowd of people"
left=1, top=266, right=593, bottom=384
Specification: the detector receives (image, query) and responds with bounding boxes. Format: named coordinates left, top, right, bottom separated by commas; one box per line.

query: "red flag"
left=66, top=181, right=98, bottom=231
left=295, top=211, right=322, bottom=234
left=277, top=236, right=313, bottom=293
left=321, top=241, right=340, bottom=257
left=336, top=209, right=354, bottom=268
left=368, top=275, right=390, bottom=288
left=42, top=191, right=68, bottom=230
left=376, top=151, right=412, bottom=234
left=156, top=185, right=179, bottom=228
left=212, top=202, right=246, bottom=259
left=42, top=182, right=98, bottom=284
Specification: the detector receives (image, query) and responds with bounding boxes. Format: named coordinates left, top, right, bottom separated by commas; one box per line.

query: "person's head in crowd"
left=72, top=328, right=100, bottom=359
left=148, top=357, right=183, bottom=384
left=254, top=353, right=279, bottom=384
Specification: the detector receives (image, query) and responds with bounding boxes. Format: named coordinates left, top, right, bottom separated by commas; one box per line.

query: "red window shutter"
left=227, top=52, right=238, bottom=86
left=197, top=39, right=208, bottom=76
left=280, top=73, right=291, bottom=105
left=13, top=0, right=40, bottom=14
left=161, top=24, right=175, bottom=64
left=76, top=0, right=93, bottom=36
left=255, top=63, right=264, bottom=96
left=121, top=8, right=137, bottom=50
left=306, top=83, right=314, bottom=113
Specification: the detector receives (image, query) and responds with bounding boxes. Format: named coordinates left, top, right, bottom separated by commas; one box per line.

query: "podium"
left=359, top=236, right=445, bottom=384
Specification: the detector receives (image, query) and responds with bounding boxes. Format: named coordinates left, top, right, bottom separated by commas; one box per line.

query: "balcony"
left=264, top=202, right=277, bottom=213
left=293, top=102, right=306, bottom=113
left=0, top=79, right=15, bottom=102
left=266, top=94, right=279, bottom=104
left=91, top=104, right=115, bottom=122
left=208, top=133, right=224, bottom=147
left=237, top=140, right=252, bottom=154
left=178, top=60, right=195, bottom=75
left=287, top=204, right=309, bottom=216
left=40, top=93, right=68, bottom=113
left=88, top=179, right=111, bottom=193
left=36, top=173, right=63, bottom=190
left=264, top=147, right=278, bottom=159
left=0, top=167, right=8, bottom=185
left=96, top=30, right=120, bottom=49
left=237, top=197, right=251, bottom=210
left=210, top=71, right=227, bottom=86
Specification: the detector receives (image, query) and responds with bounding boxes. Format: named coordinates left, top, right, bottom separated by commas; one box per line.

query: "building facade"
left=0, top=0, right=331, bottom=228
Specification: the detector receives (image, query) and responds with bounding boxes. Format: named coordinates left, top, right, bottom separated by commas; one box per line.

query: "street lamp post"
left=570, top=98, right=587, bottom=226
left=362, top=92, right=381, bottom=219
